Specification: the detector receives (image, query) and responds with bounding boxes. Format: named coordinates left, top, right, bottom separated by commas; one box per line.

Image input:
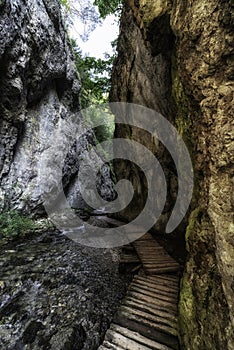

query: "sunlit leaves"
left=71, top=40, right=114, bottom=108
left=94, top=0, right=122, bottom=18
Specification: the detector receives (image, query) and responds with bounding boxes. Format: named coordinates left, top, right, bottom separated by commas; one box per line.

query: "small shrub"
left=0, top=210, right=35, bottom=237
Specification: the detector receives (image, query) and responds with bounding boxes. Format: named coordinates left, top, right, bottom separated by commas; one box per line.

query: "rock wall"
left=111, top=0, right=234, bottom=348
left=0, top=0, right=113, bottom=216
left=111, top=0, right=179, bottom=234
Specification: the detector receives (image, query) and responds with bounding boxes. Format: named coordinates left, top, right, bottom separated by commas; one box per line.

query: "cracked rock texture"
left=111, top=0, right=178, bottom=234
left=111, top=0, right=234, bottom=348
left=0, top=0, right=114, bottom=215
left=0, top=231, right=129, bottom=349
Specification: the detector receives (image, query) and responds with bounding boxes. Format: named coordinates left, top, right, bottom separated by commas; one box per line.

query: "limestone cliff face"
left=111, top=0, right=234, bottom=348
left=0, top=0, right=113, bottom=215
left=111, top=0, right=178, bottom=234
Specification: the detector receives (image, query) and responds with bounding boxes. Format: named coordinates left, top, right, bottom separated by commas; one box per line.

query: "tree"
left=60, top=0, right=101, bottom=41
left=71, top=40, right=115, bottom=142
left=71, top=39, right=114, bottom=108
left=60, top=0, right=122, bottom=32
left=94, top=0, right=122, bottom=18
left=60, top=1, right=120, bottom=141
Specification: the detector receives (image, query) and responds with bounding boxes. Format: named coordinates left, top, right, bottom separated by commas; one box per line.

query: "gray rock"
left=0, top=0, right=115, bottom=215
left=0, top=231, right=130, bottom=349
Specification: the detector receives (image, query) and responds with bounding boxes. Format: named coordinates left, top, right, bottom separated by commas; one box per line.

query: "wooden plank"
left=133, top=246, right=164, bottom=251
left=142, top=264, right=178, bottom=269
left=137, top=258, right=174, bottom=263
left=127, top=287, right=178, bottom=306
left=131, top=264, right=142, bottom=273
left=143, top=266, right=180, bottom=274
left=99, top=345, right=120, bottom=350
left=148, top=275, right=179, bottom=283
left=133, top=242, right=163, bottom=247
left=138, top=257, right=177, bottom=262
left=120, top=255, right=141, bottom=263
left=141, top=279, right=179, bottom=290
left=145, top=266, right=180, bottom=275
left=126, top=290, right=177, bottom=312
left=139, top=260, right=177, bottom=267
left=118, top=305, right=177, bottom=330
left=135, top=255, right=178, bottom=263
left=134, top=275, right=179, bottom=288
left=105, top=329, right=152, bottom=350
left=115, top=309, right=177, bottom=337
left=129, top=285, right=177, bottom=304
left=139, top=259, right=176, bottom=264
left=133, top=276, right=179, bottom=294
left=139, top=255, right=178, bottom=261
left=143, top=263, right=180, bottom=269
left=114, top=314, right=179, bottom=349
left=133, top=279, right=178, bottom=296
left=134, top=237, right=160, bottom=242
left=133, top=241, right=162, bottom=245
left=130, top=281, right=178, bottom=299
left=102, top=340, right=124, bottom=349
left=110, top=324, right=174, bottom=350
left=122, top=298, right=177, bottom=321
left=124, top=296, right=177, bottom=317
left=137, top=254, right=176, bottom=259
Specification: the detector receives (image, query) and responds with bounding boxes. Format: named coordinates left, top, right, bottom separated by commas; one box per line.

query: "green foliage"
left=0, top=210, right=35, bottom=238
left=71, top=39, right=114, bottom=108
left=88, top=107, right=115, bottom=143
left=60, top=0, right=70, bottom=11
left=61, top=0, right=120, bottom=142
left=94, top=0, right=122, bottom=18
left=60, top=0, right=101, bottom=41
left=60, top=0, right=122, bottom=22
left=74, top=50, right=114, bottom=108
left=70, top=41, right=116, bottom=142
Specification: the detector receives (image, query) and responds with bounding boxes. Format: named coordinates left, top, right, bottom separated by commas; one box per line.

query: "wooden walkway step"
left=132, top=233, right=181, bottom=275
left=98, top=274, right=179, bottom=350
left=99, top=324, right=175, bottom=350
left=98, top=220, right=181, bottom=349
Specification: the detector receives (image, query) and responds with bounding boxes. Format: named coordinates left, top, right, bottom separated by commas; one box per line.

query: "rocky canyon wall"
left=0, top=0, right=113, bottom=216
left=111, top=0, right=234, bottom=348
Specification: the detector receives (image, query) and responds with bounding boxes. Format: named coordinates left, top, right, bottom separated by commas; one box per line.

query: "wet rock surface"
left=0, top=231, right=130, bottom=349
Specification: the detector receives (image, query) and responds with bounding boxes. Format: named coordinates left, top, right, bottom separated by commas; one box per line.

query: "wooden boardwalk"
left=132, top=233, right=181, bottom=275
left=98, top=229, right=181, bottom=350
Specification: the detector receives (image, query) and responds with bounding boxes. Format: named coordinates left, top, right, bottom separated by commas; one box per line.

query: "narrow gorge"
left=0, top=0, right=233, bottom=349
left=111, top=1, right=233, bottom=348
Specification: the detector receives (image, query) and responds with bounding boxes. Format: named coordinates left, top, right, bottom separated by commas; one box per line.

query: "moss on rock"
left=139, top=0, right=172, bottom=23
left=185, top=208, right=201, bottom=252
